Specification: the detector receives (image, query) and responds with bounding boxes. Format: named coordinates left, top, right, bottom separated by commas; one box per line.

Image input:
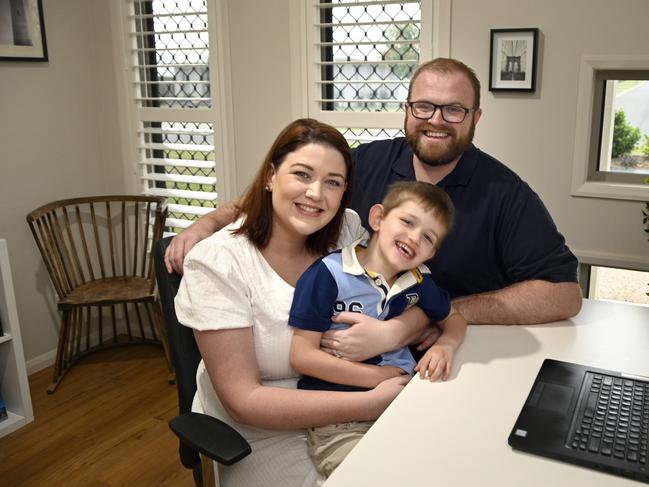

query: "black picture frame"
left=489, top=28, right=538, bottom=92
left=0, top=0, right=48, bottom=62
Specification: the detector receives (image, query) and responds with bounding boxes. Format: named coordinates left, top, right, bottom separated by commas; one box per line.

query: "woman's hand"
left=321, top=307, right=430, bottom=361
left=321, top=312, right=391, bottom=361
left=366, top=375, right=410, bottom=418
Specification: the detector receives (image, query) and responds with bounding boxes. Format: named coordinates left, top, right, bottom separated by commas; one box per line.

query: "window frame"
left=571, top=55, right=649, bottom=202
left=290, top=0, right=450, bottom=131
left=109, top=0, right=237, bottom=233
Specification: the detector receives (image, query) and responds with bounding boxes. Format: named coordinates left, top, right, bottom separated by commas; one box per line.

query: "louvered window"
left=120, top=0, right=233, bottom=233
left=304, top=0, right=437, bottom=145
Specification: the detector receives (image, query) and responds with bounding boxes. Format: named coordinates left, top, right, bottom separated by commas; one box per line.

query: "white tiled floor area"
left=590, top=267, right=649, bottom=306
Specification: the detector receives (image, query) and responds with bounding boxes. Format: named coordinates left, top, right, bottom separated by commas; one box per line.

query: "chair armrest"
left=169, top=412, right=252, bottom=466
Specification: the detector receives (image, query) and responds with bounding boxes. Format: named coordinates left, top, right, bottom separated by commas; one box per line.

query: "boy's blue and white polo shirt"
left=289, top=241, right=451, bottom=392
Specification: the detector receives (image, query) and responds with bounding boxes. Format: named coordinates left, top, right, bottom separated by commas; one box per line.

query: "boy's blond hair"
left=381, top=181, right=454, bottom=247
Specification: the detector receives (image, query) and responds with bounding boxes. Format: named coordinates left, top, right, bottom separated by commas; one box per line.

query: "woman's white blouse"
left=175, top=209, right=366, bottom=381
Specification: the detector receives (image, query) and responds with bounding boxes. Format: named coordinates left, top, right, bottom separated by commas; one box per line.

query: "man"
left=165, top=58, right=582, bottom=331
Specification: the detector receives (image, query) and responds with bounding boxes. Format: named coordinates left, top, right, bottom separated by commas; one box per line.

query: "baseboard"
left=26, top=349, right=56, bottom=375
left=25, top=324, right=161, bottom=376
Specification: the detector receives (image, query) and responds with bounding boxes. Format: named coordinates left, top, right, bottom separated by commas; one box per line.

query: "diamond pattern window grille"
left=317, top=0, right=421, bottom=112
left=138, top=121, right=217, bottom=233
left=127, top=0, right=224, bottom=234
left=304, top=1, right=430, bottom=148
left=340, top=127, right=404, bottom=147
left=132, top=0, right=211, bottom=109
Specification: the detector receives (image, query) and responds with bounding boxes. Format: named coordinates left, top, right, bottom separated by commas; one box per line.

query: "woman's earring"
left=265, top=185, right=271, bottom=192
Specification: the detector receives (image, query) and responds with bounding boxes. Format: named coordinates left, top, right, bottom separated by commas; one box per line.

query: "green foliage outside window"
left=612, top=109, right=642, bottom=158
left=644, top=178, right=649, bottom=242
left=382, top=23, right=419, bottom=79
left=644, top=177, right=649, bottom=296
left=641, top=135, right=649, bottom=158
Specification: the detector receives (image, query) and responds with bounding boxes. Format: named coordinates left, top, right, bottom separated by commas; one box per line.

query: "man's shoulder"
left=472, top=147, right=522, bottom=182
left=468, top=146, right=536, bottom=199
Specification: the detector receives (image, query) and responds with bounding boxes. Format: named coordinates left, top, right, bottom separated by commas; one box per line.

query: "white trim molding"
left=109, top=0, right=237, bottom=226
left=574, top=248, right=649, bottom=272
left=571, top=55, right=649, bottom=202
left=289, top=0, right=451, bottom=127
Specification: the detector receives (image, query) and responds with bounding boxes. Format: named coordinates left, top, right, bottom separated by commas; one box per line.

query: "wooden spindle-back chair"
left=27, top=195, right=173, bottom=393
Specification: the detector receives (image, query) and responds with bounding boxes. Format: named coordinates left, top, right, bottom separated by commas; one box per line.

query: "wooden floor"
left=0, top=346, right=195, bottom=487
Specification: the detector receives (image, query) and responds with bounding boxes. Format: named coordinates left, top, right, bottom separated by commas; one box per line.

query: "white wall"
left=0, top=0, right=125, bottom=369
left=2, top=0, right=648, bottom=368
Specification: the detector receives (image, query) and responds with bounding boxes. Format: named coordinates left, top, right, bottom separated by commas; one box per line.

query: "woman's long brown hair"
left=232, top=118, right=353, bottom=255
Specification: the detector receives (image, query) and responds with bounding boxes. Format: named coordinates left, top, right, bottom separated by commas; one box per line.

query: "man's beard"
left=405, top=119, right=476, bottom=167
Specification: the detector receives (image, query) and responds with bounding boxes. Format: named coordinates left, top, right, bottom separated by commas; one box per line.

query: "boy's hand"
left=414, top=344, right=454, bottom=382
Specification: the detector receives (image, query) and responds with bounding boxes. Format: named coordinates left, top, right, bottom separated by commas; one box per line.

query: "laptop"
left=508, top=358, right=649, bottom=483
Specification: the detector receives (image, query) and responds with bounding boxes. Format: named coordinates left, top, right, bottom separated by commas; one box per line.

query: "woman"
left=175, top=119, right=410, bottom=486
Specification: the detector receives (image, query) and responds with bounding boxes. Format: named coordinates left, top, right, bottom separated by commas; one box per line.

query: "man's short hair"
left=381, top=181, right=455, bottom=246
left=407, top=58, right=481, bottom=108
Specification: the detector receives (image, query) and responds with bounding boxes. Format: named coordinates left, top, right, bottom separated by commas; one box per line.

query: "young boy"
left=288, top=181, right=467, bottom=477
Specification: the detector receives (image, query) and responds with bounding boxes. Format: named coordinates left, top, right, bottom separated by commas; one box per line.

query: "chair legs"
left=47, top=309, right=74, bottom=394
left=46, top=302, right=176, bottom=393
left=152, top=299, right=175, bottom=384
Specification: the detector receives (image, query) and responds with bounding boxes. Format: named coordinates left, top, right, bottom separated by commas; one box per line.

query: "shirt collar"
left=391, top=140, right=416, bottom=180
left=341, top=239, right=368, bottom=276
left=341, top=240, right=431, bottom=291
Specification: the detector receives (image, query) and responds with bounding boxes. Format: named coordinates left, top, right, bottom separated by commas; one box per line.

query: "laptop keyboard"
left=568, top=373, right=648, bottom=464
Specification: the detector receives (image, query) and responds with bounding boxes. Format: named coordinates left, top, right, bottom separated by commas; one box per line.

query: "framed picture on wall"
left=0, top=0, right=48, bottom=62
left=489, top=28, right=538, bottom=92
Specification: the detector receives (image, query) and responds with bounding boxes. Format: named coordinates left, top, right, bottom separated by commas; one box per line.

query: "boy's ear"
left=368, top=204, right=385, bottom=232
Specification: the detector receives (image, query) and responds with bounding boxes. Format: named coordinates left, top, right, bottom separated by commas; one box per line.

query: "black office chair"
left=154, top=237, right=251, bottom=487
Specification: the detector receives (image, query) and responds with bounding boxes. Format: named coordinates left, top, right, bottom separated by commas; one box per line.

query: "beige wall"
left=2, top=0, right=648, bottom=368
left=228, top=0, right=649, bottom=268
left=452, top=0, right=649, bottom=269
left=0, top=0, right=124, bottom=368
left=227, top=0, right=295, bottom=194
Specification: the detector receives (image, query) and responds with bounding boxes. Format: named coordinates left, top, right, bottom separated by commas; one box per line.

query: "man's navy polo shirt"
left=349, top=138, right=578, bottom=298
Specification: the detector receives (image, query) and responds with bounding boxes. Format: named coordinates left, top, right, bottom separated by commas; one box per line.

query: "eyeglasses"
left=407, top=101, right=476, bottom=123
